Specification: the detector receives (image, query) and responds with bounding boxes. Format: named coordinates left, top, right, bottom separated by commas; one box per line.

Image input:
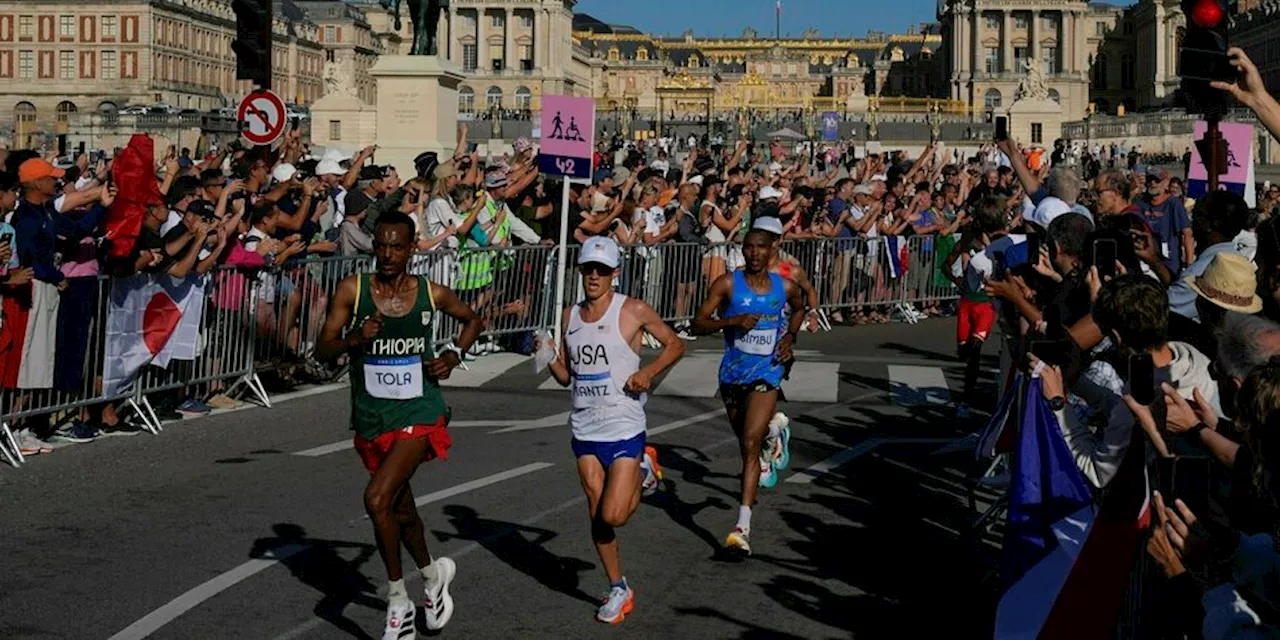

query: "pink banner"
left=539, top=96, right=595, bottom=160
left=1188, top=120, right=1252, bottom=184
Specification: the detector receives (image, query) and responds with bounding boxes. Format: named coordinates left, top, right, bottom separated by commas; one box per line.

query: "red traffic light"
left=1189, top=0, right=1226, bottom=29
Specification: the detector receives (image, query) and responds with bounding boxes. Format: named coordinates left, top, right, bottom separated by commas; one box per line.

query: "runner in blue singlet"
left=692, top=227, right=804, bottom=558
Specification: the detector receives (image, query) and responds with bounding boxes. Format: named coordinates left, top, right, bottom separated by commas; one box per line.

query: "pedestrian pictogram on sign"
left=538, top=95, right=594, bottom=179
left=237, top=89, right=288, bottom=147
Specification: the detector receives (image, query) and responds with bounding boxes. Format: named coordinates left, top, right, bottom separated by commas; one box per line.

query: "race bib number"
left=735, top=327, right=777, bottom=356
left=364, top=356, right=424, bottom=400
left=573, top=371, right=614, bottom=405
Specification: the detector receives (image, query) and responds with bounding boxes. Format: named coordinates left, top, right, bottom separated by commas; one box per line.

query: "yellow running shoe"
left=724, top=527, right=752, bottom=557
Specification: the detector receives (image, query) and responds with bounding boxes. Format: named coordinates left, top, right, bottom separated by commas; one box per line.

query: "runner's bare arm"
left=546, top=308, right=573, bottom=387
left=777, top=280, right=806, bottom=362
left=785, top=280, right=806, bottom=337
left=624, top=298, right=685, bottom=395
left=691, top=274, right=754, bottom=335
left=792, top=264, right=820, bottom=312
left=315, top=276, right=360, bottom=362
left=430, top=281, right=485, bottom=361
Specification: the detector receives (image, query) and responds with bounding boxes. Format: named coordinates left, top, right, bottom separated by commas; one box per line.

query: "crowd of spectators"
left=14, top=43, right=1280, bottom=633
left=970, top=47, right=1280, bottom=636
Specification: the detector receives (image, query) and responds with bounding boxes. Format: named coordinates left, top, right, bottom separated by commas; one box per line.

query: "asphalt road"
left=1, top=318, right=1005, bottom=639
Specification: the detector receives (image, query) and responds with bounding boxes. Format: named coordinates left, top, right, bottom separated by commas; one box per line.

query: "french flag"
left=988, top=378, right=1151, bottom=638
left=883, top=236, right=910, bottom=279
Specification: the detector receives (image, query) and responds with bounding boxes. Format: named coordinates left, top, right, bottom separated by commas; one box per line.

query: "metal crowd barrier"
left=0, top=235, right=960, bottom=467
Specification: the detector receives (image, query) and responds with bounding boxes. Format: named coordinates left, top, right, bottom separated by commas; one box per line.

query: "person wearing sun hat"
left=1182, top=251, right=1263, bottom=359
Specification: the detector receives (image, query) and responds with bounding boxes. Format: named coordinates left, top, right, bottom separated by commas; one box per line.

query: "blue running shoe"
left=177, top=397, right=213, bottom=416
left=48, top=422, right=101, bottom=443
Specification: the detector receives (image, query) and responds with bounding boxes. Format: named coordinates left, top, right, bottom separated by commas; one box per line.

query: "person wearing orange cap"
left=12, top=158, right=111, bottom=290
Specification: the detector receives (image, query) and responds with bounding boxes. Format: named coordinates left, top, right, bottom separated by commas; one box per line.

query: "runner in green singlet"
left=317, top=211, right=483, bottom=640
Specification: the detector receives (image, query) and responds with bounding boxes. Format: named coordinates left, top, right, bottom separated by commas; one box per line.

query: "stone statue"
left=1015, top=57, right=1051, bottom=102
left=867, top=96, right=880, bottom=140
left=322, top=60, right=358, bottom=98
left=382, top=0, right=448, bottom=57
left=928, top=102, right=942, bottom=142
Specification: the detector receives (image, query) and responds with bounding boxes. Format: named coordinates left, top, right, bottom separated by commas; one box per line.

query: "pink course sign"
left=538, top=95, right=595, bottom=179
left=1188, top=120, right=1251, bottom=183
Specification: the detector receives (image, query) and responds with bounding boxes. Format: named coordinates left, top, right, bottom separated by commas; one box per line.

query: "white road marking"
left=781, top=361, right=841, bottom=403
left=352, top=462, right=555, bottom=522
left=108, top=462, right=555, bottom=640
left=440, top=353, right=529, bottom=388
left=651, top=355, right=722, bottom=399
left=887, top=365, right=952, bottom=406
left=786, top=438, right=958, bottom=484
left=290, top=413, right=575, bottom=456
left=486, top=412, right=572, bottom=434
left=290, top=440, right=356, bottom=458
left=648, top=409, right=727, bottom=436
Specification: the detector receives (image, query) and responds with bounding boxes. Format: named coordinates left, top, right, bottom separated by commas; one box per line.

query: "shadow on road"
left=248, top=523, right=382, bottom=640
left=433, top=504, right=598, bottom=605
left=672, top=605, right=822, bottom=640
left=765, top=452, right=1000, bottom=635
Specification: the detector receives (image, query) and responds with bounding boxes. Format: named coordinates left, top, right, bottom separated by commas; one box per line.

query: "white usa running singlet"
left=565, top=293, right=647, bottom=442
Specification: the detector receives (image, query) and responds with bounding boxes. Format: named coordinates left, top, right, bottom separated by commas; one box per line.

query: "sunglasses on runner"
left=580, top=263, right=616, bottom=276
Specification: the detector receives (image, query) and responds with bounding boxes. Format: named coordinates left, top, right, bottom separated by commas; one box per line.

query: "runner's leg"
left=394, top=483, right=432, bottom=568
left=578, top=455, right=642, bottom=584
left=735, top=389, right=777, bottom=510
left=364, top=437, right=430, bottom=581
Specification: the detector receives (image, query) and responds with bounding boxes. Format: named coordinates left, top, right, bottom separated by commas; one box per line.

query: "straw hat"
left=1187, top=252, right=1263, bottom=314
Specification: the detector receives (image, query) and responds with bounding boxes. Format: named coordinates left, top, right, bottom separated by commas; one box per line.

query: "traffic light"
left=1180, top=0, right=1232, bottom=114
left=232, top=0, right=272, bottom=89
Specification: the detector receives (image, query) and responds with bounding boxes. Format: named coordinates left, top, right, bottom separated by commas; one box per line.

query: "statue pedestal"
left=309, top=92, right=377, bottom=151
left=1006, top=97, right=1064, bottom=148
left=369, top=55, right=463, bottom=177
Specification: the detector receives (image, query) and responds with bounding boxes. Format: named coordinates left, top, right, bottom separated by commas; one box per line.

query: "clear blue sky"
left=574, top=0, right=1138, bottom=39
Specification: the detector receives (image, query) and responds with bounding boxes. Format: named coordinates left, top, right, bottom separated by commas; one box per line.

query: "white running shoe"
left=596, top=584, right=635, bottom=624
left=640, top=446, right=663, bottom=496
left=769, top=412, right=792, bottom=471
left=422, top=557, right=457, bottom=631
left=382, top=601, right=415, bottom=640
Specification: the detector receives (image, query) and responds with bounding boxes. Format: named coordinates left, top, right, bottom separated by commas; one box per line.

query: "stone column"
left=532, top=9, right=541, bottom=71
left=477, top=7, right=488, bottom=72
left=506, top=8, right=515, bottom=71
left=1003, top=10, right=1014, bottom=73
left=1154, top=1, right=1166, bottom=98
left=1030, top=10, right=1040, bottom=71
left=970, top=7, right=979, bottom=72
left=447, top=6, right=457, bottom=62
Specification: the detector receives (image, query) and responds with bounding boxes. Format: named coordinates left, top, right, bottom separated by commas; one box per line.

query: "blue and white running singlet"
left=719, top=271, right=788, bottom=386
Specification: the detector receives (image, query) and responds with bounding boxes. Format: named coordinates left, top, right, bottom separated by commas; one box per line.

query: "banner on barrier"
left=104, top=274, right=205, bottom=395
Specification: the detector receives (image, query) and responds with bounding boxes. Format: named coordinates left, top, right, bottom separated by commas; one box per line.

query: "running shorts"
left=353, top=417, right=452, bottom=474
left=957, top=298, right=996, bottom=345
left=572, top=432, right=646, bottom=468
left=719, top=380, right=781, bottom=416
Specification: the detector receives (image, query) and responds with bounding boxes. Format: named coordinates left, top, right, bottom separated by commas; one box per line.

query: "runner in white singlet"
left=542, top=236, right=685, bottom=624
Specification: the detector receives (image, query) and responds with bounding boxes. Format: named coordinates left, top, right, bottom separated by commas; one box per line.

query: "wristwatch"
left=1188, top=423, right=1208, bottom=438
left=1048, top=396, right=1067, bottom=411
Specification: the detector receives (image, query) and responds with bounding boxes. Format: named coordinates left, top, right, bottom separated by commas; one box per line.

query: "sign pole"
left=1206, top=116, right=1222, bottom=193
left=552, top=178, right=572, bottom=350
